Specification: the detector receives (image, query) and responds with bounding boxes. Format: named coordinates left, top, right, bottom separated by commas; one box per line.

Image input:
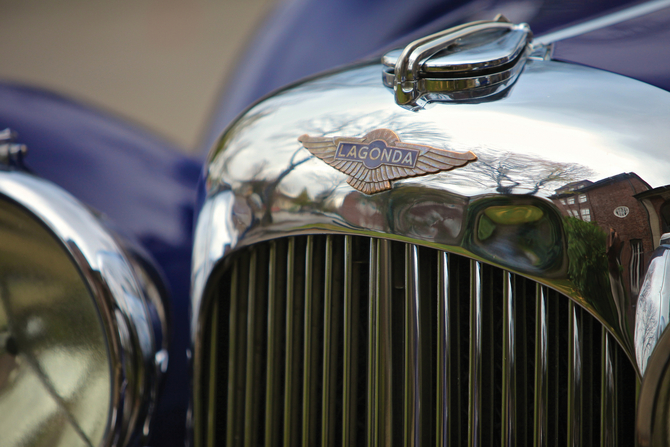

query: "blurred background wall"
left=0, top=0, right=277, bottom=152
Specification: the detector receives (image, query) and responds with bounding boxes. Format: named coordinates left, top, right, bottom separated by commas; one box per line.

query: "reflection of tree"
left=261, top=149, right=312, bottom=225
left=295, top=111, right=453, bottom=148
left=466, top=150, right=596, bottom=194
left=563, top=216, right=610, bottom=301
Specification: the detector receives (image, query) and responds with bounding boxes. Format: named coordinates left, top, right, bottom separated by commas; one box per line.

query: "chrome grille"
left=201, top=235, right=637, bottom=446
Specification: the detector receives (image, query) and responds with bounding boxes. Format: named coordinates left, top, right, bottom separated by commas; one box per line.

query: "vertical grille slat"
left=366, top=240, right=378, bottom=447
left=342, top=236, right=355, bottom=447
left=226, top=261, right=247, bottom=447
left=302, top=236, right=324, bottom=447
left=283, top=237, right=304, bottom=447
left=265, top=241, right=285, bottom=447
left=206, top=235, right=639, bottom=447
left=601, top=329, right=617, bottom=447
left=342, top=236, right=365, bottom=447
left=404, top=245, right=420, bottom=447
left=302, top=237, right=315, bottom=447
left=436, top=252, right=449, bottom=447
left=501, top=272, right=515, bottom=447
left=534, top=285, right=548, bottom=446
left=321, top=235, right=337, bottom=447
left=377, top=240, right=394, bottom=446
left=567, top=301, right=582, bottom=447
left=243, top=250, right=259, bottom=447
left=206, top=299, right=219, bottom=447
left=367, top=239, right=394, bottom=446
left=468, top=261, right=482, bottom=447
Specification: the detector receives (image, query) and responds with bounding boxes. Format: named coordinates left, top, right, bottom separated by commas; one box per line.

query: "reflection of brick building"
left=551, top=173, right=652, bottom=297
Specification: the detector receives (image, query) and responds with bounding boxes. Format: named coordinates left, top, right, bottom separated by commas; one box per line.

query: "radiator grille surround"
left=200, top=234, right=637, bottom=447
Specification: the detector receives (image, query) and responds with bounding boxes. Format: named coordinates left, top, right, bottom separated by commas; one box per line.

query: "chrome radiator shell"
left=192, top=56, right=670, bottom=445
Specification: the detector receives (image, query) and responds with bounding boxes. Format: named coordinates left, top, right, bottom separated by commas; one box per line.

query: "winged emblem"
left=298, top=128, right=477, bottom=194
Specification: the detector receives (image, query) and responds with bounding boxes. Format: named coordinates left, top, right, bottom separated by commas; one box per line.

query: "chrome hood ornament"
left=299, top=128, right=477, bottom=194
left=382, top=15, right=532, bottom=108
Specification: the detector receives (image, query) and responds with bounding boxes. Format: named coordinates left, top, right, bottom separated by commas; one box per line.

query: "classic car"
left=3, top=0, right=670, bottom=446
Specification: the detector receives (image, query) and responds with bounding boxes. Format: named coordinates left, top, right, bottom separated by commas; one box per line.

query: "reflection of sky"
left=212, top=58, right=670, bottom=201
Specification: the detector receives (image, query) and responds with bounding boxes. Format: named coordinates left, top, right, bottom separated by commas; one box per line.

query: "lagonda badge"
left=298, top=128, right=477, bottom=194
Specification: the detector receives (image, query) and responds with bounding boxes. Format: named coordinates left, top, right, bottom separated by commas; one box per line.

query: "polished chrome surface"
left=0, top=170, right=165, bottom=447
left=635, top=239, right=670, bottom=374
left=382, top=19, right=531, bottom=107
left=194, top=54, right=670, bottom=384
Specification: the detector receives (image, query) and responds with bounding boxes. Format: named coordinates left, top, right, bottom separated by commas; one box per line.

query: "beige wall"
left=0, top=0, right=276, bottom=152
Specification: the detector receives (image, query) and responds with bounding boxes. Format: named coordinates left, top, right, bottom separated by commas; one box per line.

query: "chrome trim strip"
left=342, top=236, right=355, bottom=446
left=533, top=285, right=548, bottom=446
left=0, top=171, right=165, bottom=447
left=501, top=272, right=515, bottom=446
left=601, top=330, right=617, bottom=447
left=321, top=235, right=335, bottom=447
left=244, top=250, right=258, bottom=447
left=535, top=0, right=670, bottom=45
left=436, top=252, right=449, bottom=447
left=264, top=241, right=281, bottom=447
left=567, top=302, right=582, bottom=447
left=468, top=261, right=482, bottom=447
left=404, top=245, right=420, bottom=447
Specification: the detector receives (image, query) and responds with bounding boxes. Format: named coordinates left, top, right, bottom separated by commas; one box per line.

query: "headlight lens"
left=0, top=197, right=111, bottom=446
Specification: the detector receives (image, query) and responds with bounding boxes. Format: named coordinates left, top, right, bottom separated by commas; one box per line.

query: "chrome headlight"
left=0, top=169, right=166, bottom=447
